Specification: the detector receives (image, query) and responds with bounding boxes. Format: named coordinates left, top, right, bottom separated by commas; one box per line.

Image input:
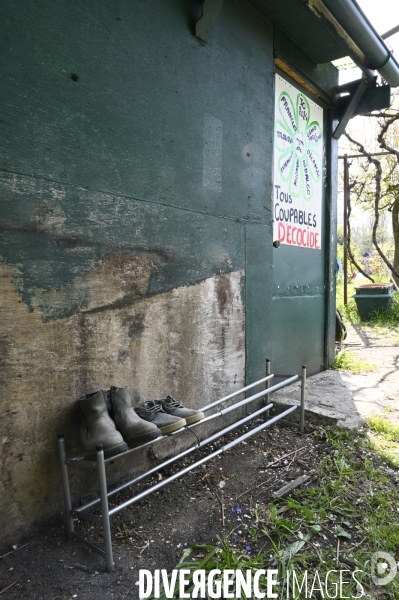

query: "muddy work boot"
left=107, top=386, right=162, bottom=447
left=77, top=390, right=128, bottom=459
left=135, top=401, right=186, bottom=434
left=159, top=395, right=205, bottom=425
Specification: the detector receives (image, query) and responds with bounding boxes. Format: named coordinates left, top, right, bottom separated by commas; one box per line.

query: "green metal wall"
left=0, top=0, right=274, bottom=374
left=0, top=0, right=277, bottom=545
left=0, top=0, right=338, bottom=545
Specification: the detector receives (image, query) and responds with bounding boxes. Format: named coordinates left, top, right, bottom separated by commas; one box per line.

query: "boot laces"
left=143, top=400, right=165, bottom=414
left=162, top=395, right=182, bottom=408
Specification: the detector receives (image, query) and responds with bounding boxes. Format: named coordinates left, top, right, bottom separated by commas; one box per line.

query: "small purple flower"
left=232, top=536, right=237, bottom=545
left=245, top=546, right=252, bottom=553
left=231, top=503, right=242, bottom=515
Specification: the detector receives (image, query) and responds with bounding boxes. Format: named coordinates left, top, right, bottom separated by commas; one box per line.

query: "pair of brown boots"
left=77, top=386, right=161, bottom=459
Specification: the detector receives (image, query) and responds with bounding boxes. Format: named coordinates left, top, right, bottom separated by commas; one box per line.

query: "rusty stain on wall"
left=216, top=273, right=233, bottom=317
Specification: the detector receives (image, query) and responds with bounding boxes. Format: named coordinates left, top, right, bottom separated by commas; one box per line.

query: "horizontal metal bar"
left=186, top=411, right=222, bottom=428
left=102, top=402, right=245, bottom=463
left=197, top=403, right=272, bottom=446
left=75, top=402, right=274, bottom=514
left=382, top=24, right=399, bottom=40
left=219, top=375, right=298, bottom=415
left=65, top=459, right=98, bottom=469
left=72, top=532, right=105, bottom=558
left=70, top=509, right=102, bottom=522
left=186, top=375, right=296, bottom=425
left=108, top=405, right=297, bottom=516
left=223, top=406, right=297, bottom=450
left=201, top=374, right=274, bottom=411
left=104, top=435, right=166, bottom=463
left=70, top=421, right=199, bottom=466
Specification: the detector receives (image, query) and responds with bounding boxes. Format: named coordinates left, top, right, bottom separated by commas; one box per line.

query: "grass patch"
left=367, top=416, right=399, bottom=469
left=366, top=294, right=399, bottom=328
left=336, top=281, right=361, bottom=325
left=331, top=349, right=376, bottom=373
left=367, top=435, right=399, bottom=470
left=250, top=428, right=399, bottom=598
left=150, top=541, right=266, bottom=600
left=163, top=428, right=399, bottom=599
left=367, top=416, right=399, bottom=442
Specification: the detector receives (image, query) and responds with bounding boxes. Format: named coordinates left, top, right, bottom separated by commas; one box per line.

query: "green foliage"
left=331, top=349, right=375, bottom=373
left=150, top=540, right=266, bottom=600
left=162, top=427, right=399, bottom=599
left=335, top=280, right=361, bottom=322
left=261, top=428, right=399, bottom=599
left=367, top=416, right=399, bottom=468
left=336, top=239, right=363, bottom=280
left=367, top=416, right=399, bottom=442
left=365, top=245, right=395, bottom=281
left=366, top=292, right=399, bottom=327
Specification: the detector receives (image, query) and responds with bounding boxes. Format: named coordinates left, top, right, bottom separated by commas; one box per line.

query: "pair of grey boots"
left=77, top=386, right=161, bottom=459
left=77, top=387, right=205, bottom=459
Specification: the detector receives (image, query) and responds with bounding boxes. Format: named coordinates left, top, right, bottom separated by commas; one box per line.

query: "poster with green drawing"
left=273, top=75, right=323, bottom=250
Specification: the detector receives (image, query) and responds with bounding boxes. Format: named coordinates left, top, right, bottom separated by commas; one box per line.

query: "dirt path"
left=341, top=321, right=399, bottom=424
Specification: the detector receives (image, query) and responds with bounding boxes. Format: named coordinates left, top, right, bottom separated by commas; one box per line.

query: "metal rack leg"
left=96, top=445, right=114, bottom=571
left=300, top=365, right=306, bottom=434
left=57, top=433, right=74, bottom=539
left=265, top=359, right=271, bottom=398
left=264, top=359, right=271, bottom=419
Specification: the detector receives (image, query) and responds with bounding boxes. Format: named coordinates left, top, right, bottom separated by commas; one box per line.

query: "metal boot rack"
left=58, top=360, right=307, bottom=571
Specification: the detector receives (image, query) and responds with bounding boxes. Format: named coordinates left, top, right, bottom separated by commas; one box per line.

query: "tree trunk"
left=392, top=196, right=399, bottom=286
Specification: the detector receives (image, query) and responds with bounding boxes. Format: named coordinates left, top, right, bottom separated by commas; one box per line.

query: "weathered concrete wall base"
left=0, top=263, right=244, bottom=548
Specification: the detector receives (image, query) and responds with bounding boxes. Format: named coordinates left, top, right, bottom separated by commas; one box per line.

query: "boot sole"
left=158, top=418, right=187, bottom=435
left=85, top=442, right=128, bottom=461
left=125, top=430, right=162, bottom=448
left=185, top=412, right=205, bottom=425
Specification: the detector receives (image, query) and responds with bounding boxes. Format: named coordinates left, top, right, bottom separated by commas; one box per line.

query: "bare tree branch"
left=378, top=115, right=399, bottom=160
left=344, top=131, right=399, bottom=280
left=362, top=112, right=399, bottom=118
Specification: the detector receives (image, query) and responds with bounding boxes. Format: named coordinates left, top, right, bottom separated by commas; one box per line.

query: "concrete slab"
left=271, top=321, right=399, bottom=429
left=271, top=369, right=364, bottom=429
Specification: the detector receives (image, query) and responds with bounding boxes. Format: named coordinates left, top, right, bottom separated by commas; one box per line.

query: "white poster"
left=273, top=74, right=323, bottom=250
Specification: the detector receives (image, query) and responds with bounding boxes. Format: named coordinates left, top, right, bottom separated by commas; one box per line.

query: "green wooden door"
left=271, top=73, right=327, bottom=376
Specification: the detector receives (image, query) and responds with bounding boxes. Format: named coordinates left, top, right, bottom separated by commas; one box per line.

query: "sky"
left=357, top=0, right=399, bottom=45
left=358, top=0, right=399, bottom=69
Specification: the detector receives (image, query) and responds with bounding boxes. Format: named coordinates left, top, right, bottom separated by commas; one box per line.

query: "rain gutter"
left=308, top=0, right=399, bottom=87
